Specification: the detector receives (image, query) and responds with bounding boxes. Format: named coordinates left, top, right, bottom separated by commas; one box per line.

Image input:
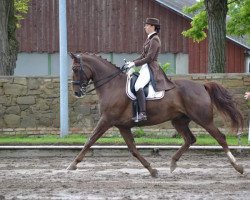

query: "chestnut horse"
left=67, top=53, right=244, bottom=177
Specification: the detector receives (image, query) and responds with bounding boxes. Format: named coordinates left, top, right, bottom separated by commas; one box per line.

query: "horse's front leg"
left=67, top=117, right=110, bottom=170
left=118, top=127, right=158, bottom=177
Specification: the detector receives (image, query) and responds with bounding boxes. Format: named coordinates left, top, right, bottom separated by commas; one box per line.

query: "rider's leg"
left=133, top=64, right=150, bottom=122
left=134, top=64, right=150, bottom=91
left=132, top=88, right=147, bottom=121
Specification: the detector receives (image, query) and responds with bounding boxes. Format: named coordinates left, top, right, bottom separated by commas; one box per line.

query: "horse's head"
left=70, top=52, right=92, bottom=98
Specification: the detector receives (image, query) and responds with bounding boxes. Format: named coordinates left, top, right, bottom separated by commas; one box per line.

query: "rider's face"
left=144, top=24, right=155, bottom=35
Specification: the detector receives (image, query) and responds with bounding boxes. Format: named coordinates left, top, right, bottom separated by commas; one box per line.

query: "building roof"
left=154, top=0, right=250, bottom=50
left=155, top=0, right=196, bottom=19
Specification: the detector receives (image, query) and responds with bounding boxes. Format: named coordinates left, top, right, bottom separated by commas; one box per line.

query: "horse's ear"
left=69, top=52, right=77, bottom=60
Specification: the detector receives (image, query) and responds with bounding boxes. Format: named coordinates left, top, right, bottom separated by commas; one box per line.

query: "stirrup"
left=132, top=112, right=147, bottom=122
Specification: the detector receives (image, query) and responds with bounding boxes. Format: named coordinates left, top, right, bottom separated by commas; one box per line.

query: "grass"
left=0, top=133, right=249, bottom=146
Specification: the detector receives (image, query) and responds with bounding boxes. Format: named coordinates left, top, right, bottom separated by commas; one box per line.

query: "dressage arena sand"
left=0, top=149, right=249, bottom=200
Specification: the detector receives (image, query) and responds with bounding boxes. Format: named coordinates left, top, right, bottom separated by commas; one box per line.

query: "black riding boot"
left=132, top=88, right=147, bottom=122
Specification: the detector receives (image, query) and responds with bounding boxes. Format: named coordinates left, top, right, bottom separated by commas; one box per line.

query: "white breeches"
left=134, top=64, right=150, bottom=92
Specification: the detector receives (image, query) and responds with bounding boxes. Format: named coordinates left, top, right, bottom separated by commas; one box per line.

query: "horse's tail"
left=204, top=82, right=243, bottom=133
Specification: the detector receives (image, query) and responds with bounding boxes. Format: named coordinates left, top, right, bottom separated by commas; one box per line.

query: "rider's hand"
left=126, top=61, right=135, bottom=69
left=126, top=68, right=135, bottom=77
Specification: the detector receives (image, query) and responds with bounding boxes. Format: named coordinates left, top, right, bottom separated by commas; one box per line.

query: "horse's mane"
left=83, top=52, right=119, bottom=70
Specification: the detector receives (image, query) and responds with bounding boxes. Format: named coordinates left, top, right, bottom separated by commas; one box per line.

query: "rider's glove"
left=126, top=61, right=135, bottom=69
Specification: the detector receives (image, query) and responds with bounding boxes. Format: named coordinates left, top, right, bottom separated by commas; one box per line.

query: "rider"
left=126, top=17, right=175, bottom=122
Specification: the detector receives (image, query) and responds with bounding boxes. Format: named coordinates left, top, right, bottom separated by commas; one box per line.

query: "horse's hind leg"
left=170, top=116, right=196, bottom=173
left=202, top=123, right=244, bottom=174
left=67, top=117, right=110, bottom=170
left=118, top=127, right=158, bottom=177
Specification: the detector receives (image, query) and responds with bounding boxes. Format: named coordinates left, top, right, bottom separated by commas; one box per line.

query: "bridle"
left=71, top=57, right=90, bottom=96
left=71, top=56, right=127, bottom=95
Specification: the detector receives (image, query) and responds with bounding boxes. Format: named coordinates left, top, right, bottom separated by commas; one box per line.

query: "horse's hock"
left=0, top=74, right=249, bottom=135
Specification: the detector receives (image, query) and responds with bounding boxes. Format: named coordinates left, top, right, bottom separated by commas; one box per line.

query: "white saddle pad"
left=126, top=76, right=164, bottom=100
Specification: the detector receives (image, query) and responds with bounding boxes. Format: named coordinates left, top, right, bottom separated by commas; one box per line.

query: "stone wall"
left=0, top=74, right=249, bottom=135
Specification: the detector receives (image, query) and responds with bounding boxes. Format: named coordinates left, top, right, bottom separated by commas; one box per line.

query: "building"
left=15, top=0, right=250, bottom=75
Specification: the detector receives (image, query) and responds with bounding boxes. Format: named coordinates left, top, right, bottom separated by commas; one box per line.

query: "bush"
left=133, top=128, right=146, bottom=138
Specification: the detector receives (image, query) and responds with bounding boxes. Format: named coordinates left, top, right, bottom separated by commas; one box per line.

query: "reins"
left=85, top=67, right=126, bottom=94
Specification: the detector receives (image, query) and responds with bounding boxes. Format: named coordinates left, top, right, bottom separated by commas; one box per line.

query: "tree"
left=0, top=0, right=29, bottom=75
left=205, top=0, right=228, bottom=73
left=182, top=0, right=250, bottom=73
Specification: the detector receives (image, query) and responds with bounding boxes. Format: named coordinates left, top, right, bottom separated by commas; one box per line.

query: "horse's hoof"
left=150, top=168, right=158, bottom=178
left=235, top=164, right=244, bottom=174
left=66, top=164, right=77, bottom=170
left=170, top=161, right=177, bottom=173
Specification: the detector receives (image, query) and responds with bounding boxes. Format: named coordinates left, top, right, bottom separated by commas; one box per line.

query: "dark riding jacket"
left=133, top=33, right=175, bottom=91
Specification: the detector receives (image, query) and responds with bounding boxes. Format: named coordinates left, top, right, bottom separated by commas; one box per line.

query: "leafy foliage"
left=227, top=0, right=250, bottom=40
left=160, top=62, right=176, bottom=74
left=182, top=11, right=207, bottom=42
left=14, top=0, right=30, bottom=28
left=182, top=0, right=250, bottom=42
left=182, top=0, right=207, bottom=42
left=133, top=127, right=146, bottom=138
left=160, top=62, right=170, bottom=73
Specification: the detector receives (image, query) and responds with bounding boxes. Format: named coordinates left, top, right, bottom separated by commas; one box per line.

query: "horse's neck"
left=89, top=58, right=119, bottom=81
left=94, top=74, right=127, bottom=104
left=87, top=57, right=127, bottom=96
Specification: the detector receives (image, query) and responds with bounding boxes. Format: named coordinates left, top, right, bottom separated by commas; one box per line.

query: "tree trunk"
left=205, top=0, right=228, bottom=73
left=0, top=0, right=18, bottom=75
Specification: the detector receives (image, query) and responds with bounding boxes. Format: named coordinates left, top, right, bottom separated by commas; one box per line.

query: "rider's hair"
left=155, top=26, right=160, bottom=33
